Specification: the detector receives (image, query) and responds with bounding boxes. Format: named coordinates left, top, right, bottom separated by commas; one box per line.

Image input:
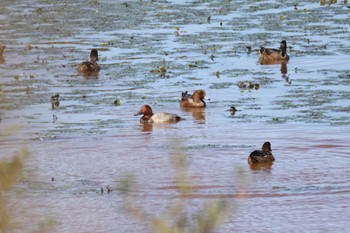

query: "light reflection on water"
left=1, top=0, right=350, bottom=232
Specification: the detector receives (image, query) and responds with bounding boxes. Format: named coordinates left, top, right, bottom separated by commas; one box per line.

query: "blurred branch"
left=118, top=143, right=247, bottom=233
left=0, top=146, right=28, bottom=232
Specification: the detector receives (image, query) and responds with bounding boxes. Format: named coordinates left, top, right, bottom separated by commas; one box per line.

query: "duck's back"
left=259, top=47, right=289, bottom=61
left=248, top=150, right=275, bottom=164
left=260, top=47, right=279, bottom=55
left=151, top=112, right=183, bottom=123
left=77, top=61, right=100, bottom=72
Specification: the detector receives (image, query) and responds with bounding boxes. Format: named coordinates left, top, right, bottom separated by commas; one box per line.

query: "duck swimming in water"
left=77, top=49, right=100, bottom=73
left=248, top=141, right=275, bottom=165
left=180, top=89, right=208, bottom=108
left=0, top=45, right=5, bottom=64
left=134, top=105, right=184, bottom=123
left=259, top=40, right=289, bottom=64
left=0, top=45, right=5, bottom=56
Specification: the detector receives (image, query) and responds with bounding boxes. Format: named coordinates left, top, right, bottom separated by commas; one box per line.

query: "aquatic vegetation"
left=320, top=0, right=339, bottom=5
left=51, top=93, right=60, bottom=109
left=238, top=81, right=260, bottom=90
left=150, top=66, right=167, bottom=77
left=113, top=99, right=121, bottom=106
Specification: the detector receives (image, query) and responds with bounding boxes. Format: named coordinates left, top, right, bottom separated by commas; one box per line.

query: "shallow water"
left=1, top=0, right=350, bottom=232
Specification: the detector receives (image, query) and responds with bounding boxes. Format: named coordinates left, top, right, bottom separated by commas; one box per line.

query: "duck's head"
left=280, top=40, right=287, bottom=49
left=90, top=49, right=99, bottom=62
left=0, top=45, right=5, bottom=56
left=181, top=91, right=189, bottom=101
left=134, top=105, right=154, bottom=116
left=192, top=89, right=209, bottom=101
left=262, top=141, right=272, bottom=152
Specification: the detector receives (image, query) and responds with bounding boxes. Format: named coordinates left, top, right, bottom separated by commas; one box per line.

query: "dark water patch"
left=18, top=178, right=107, bottom=196
left=221, top=69, right=251, bottom=79
left=209, top=82, right=235, bottom=89
left=182, top=144, right=252, bottom=151
left=324, top=73, right=350, bottom=85
left=272, top=184, right=345, bottom=194
left=43, top=124, right=115, bottom=138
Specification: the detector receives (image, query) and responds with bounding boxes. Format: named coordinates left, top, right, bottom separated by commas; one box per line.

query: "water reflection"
left=248, top=162, right=273, bottom=171
left=279, top=62, right=292, bottom=84
left=280, top=61, right=287, bottom=74
left=259, top=59, right=288, bottom=73
left=78, top=72, right=99, bottom=79
left=259, top=59, right=291, bottom=83
left=180, top=107, right=206, bottom=123
left=139, top=122, right=184, bottom=132
left=140, top=122, right=153, bottom=132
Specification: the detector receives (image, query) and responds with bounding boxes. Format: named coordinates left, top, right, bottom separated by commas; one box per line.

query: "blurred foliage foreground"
left=0, top=146, right=55, bottom=233
left=0, top=144, right=245, bottom=233
left=0, top=146, right=28, bottom=232
left=118, top=146, right=248, bottom=233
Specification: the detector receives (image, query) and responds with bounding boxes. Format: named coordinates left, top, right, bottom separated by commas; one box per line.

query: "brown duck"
left=259, top=40, right=289, bottom=63
left=248, top=142, right=275, bottom=165
left=77, top=49, right=100, bottom=73
left=0, top=45, right=5, bottom=64
left=180, top=89, right=208, bottom=108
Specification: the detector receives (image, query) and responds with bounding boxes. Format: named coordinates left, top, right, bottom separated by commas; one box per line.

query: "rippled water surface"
left=1, top=0, right=350, bottom=232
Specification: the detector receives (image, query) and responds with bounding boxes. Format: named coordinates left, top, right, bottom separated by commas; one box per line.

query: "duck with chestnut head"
left=180, top=89, right=208, bottom=108
left=134, top=105, right=184, bottom=123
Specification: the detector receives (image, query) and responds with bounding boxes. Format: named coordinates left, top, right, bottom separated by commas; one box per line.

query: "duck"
left=180, top=89, right=208, bottom=108
left=0, top=45, right=5, bottom=64
left=134, top=105, right=184, bottom=123
left=258, top=40, right=289, bottom=63
left=248, top=142, right=275, bottom=165
left=0, top=45, right=5, bottom=56
left=51, top=93, right=60, bottom=109
left=77, top=49, right=100, bottom=73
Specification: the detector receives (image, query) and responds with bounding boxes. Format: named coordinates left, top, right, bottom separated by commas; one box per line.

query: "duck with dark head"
left=77, top=49, right=100, bottom=75
left=259, top=40, right=289, bottom=64
left=248, top=142, right=275, bottom=168
left=0, top=45, right=5, bottom=64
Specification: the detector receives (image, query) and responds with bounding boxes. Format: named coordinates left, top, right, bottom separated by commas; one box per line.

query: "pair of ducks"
left=134, top=91, right=206, bottom=136
left=134, top=89, right=207, bottom=123
left=251, top=41, right=285, bottom=165
left=77, top=40, right=289, bottom=74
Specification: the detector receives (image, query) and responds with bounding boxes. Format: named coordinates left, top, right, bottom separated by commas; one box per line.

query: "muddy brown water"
left=1, top=0, right=350, bottom=232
